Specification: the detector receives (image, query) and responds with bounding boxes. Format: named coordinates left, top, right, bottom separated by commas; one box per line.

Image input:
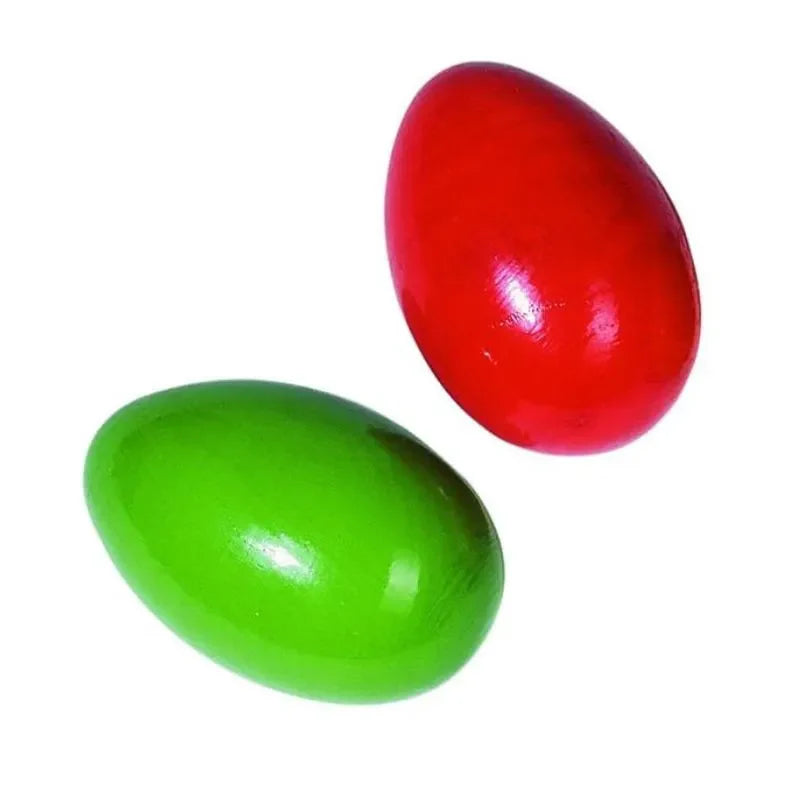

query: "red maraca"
left=386, top=62, right=700, bottom=454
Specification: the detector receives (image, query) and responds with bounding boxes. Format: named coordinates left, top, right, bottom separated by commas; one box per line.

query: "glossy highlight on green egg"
left=84, top=381, right=504, bottom=703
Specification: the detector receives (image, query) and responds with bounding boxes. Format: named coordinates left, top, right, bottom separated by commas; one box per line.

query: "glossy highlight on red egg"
left=385, top=62, right=700, bottom=454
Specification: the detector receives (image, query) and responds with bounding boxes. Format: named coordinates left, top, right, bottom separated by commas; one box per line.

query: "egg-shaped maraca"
left=84, top=381, right=503, bottom=702
left=386, top=62, right=700, bottom=454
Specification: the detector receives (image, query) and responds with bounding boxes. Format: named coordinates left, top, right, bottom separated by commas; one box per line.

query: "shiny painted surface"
left=386, top=62, right=701, bottom=454
left=84, top=381, right=503, bottom=703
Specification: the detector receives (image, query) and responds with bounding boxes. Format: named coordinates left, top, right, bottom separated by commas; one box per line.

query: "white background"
left=2, top=1, right=798, bottom=797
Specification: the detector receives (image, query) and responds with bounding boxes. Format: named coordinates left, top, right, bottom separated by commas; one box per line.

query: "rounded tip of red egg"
left=386, top=62, right=700, bottom=455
